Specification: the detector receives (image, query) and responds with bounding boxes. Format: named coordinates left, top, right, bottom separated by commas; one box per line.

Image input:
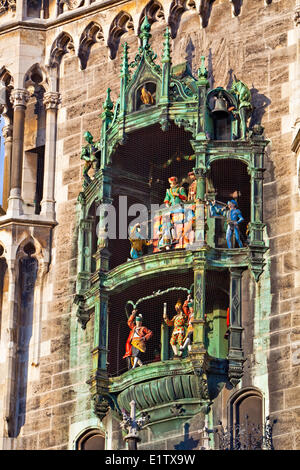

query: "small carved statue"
left=157, top=215, right=175, bottom=251
left=187, top=171, right=197, bottom=202
left=179, top=295, right=194, bottom=353
left=123, top=310, right=153, bottom=369
left=164, top=176, right=187, bottom=207
left=163, top=299, right=188, bottom=358
left=230, top=77, right=252, bottom=139
left=129, top=223, right=151, bottom=259
left=80, top=131, right=100, bottom=187
left=179, top=206, right=195, bottom=247
left=209, top=199, right=244, bottom=248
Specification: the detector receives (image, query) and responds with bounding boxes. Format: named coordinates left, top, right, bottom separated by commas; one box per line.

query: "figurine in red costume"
left=180, top=295, right=194, bottom=353
left=123, top=310, right=153, bottom=369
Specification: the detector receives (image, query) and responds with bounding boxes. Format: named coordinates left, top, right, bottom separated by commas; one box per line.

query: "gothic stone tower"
left=0, top=0, right=299, bottom=451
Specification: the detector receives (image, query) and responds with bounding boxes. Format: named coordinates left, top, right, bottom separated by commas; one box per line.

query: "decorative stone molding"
left=60, top=0, right=84, bottom=10
left=294, top=7, right=300, bottom=26
left=43, top=91, right=61, bottom=110
left=9, top=89, right=30, bottom=108
left=108, top=11, right=134, bottom=60
left=0, top=0, right=16, bottom=14
left=139, top=0, right=165, bottom=32
left=2, top=124, right=12, bottom=140
left=231, top=0, right=242, bottom=16
left=49, top=32, right=75, bottom=68
left=78, top=22, right=104, bottom=70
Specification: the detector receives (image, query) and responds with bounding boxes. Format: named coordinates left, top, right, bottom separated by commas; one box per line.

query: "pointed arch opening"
left=78, top=22, right=105, bottom=70
left=108, top=11, right=134, bottom=60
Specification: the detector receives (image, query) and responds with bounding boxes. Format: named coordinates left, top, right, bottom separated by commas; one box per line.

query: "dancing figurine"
left=123, top=310, right=153, bottom=369
left=209, top=199, right=244, bottom=248
left=157, top=215, right=175, bottom=251
left=163, top=300, right=188, bottom=358
left=179, top=295, right=194, bottom=353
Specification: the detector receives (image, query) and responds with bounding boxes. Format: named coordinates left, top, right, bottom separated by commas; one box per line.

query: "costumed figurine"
left=187, top=171, right=197, bottom=202
left=157, top=215, right=175, bottom=251
left=230, top=76, right=252, bottom=140
left=163, top=300, right=188, bottom=358
left=164, top=176, right=187, bottom=207
left=80, top=131, right=100, bottom=187
left=209, top=199, right=244, bottom=248
left=123, top=310, right=153, bottom=369
left=179, top=295, right=194, bottom=353
left=182, top=205, right=196, bottom=246
left=129, top=223, right=151, bottom=259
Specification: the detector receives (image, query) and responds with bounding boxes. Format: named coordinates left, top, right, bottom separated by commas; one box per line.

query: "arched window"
left=23, top=65, right=47, bottom=215
left=76, top=429, right=105, bottom=450
left=228, top=387, right=264, bottom=450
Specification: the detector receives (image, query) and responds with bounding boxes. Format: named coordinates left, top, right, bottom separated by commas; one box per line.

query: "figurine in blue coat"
left=210, top=199, right=244, bottom=248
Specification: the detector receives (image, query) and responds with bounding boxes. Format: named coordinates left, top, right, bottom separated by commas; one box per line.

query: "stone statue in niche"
left=163, top=299, right=188, bottom=358
left=209, top=199, right=244, bottom=248
left=230, top=76, right=252, bottom=139
left=80, top=131, right=100, bottom=187
left=123, top=310, right=153, bottom=369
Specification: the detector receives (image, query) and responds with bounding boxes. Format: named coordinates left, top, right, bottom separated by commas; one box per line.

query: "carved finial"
left=162, top=27, right=171, bottom=64
left=120, top=42, right=129, bottom=78
left=103, top=88, right=113, bottom=112
left=140, top=15, right=151, bottom=49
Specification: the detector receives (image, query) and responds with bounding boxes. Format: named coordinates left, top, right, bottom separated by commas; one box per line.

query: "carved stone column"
left=88, top=290, right=110, bottom=421
left=228, top=267, right=245, bottom=386
left=7, top=89, right=30, bottom=216
left=248, top=151, right=267, bottom=281
left=1, top=256, right=19, bottom=438
left=193, top=168, right=207, bottom=248
left=1, top=124, right=13, bottom=213
left=191, top=258, right=207, bottom=356
left=40, top=91, right=61, bottom=219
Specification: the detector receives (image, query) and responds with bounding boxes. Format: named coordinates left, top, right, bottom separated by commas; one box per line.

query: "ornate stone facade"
left=0, top=0, right=299, bottom=452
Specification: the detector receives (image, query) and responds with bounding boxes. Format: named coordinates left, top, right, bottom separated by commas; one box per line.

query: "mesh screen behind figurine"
left=107, top=269, right=230, bottom=376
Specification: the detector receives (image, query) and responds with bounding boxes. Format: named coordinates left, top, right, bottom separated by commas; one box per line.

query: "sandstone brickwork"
left=0, top=0, right=299, bottom=450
